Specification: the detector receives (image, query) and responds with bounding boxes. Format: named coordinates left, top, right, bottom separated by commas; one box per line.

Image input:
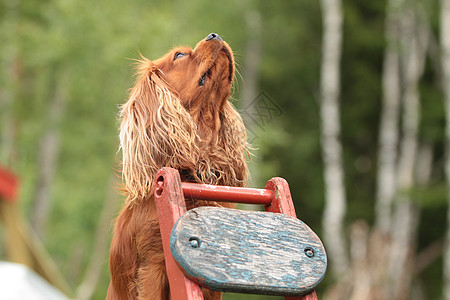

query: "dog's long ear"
left=214, top=101, right=249, bottom=186
left=119, top=59, right=199, bottom=203
left=196, top=101, right=249, bottom=187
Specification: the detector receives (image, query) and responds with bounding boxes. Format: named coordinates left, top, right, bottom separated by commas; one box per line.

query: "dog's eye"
left=174, top=52, right=187, bottom=60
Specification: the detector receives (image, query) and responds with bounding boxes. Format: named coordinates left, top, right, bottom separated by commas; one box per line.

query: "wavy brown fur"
left=107, top=34, right=248, bottom=300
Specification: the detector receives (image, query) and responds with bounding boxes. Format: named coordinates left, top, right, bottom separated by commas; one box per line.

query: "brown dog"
left=106, top=33, right=249, bottom=300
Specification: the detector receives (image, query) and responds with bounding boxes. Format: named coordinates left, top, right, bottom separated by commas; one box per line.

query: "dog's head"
left=120, top=33, right=247, bottom=203
left=153, top=33, right=234, bottom=112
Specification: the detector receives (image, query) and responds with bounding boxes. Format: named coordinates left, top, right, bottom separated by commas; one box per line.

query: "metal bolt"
left=189, top=237, right=200, bottom=248
left=155, top=179, right=164, bottom=197
left=304, top=247, right=315, bottom=258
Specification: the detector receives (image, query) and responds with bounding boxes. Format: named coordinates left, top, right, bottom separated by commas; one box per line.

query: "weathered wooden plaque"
left=170, top=207, right=327, bottom=296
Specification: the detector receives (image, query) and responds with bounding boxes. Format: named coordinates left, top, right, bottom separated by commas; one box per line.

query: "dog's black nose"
left=206, top=33, right=223, bottom=41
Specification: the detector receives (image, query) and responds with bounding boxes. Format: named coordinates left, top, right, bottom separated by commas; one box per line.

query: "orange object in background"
left=0, top=166, right=18, bottom=202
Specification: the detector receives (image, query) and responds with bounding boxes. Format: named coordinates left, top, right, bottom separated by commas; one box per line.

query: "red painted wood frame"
left=154, top=167, right=318, bottom=300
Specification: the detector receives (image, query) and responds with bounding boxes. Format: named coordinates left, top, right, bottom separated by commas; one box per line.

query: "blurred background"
left=1, top=0, right=450, bottom=299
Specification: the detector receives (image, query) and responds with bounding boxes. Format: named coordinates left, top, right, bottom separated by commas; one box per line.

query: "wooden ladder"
left=154, top=167, right=326, bottom=300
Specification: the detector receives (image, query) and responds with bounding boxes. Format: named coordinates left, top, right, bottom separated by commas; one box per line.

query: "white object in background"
left=0, top=261, right=68, bottom=300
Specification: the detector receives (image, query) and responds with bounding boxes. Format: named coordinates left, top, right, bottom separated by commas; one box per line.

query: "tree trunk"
left=0, top=0, right=20, bottom=166
left=31, top=71, right=68, bottom=237
left=375, top=0, right=402, bottom=235
left=241, top=10, right=262, bottom=133
left=319, top=0, right=349, bottom=277
left=76, top=175, right=121, bottom=300
left=441, top=0, right=450, bottom=298
left=388, top=6, right=428, bottom=299
left=240, top=10, right=262, bottom=190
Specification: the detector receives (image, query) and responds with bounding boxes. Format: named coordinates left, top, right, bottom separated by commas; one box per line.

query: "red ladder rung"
left=180, top=182, right=274, bottom=205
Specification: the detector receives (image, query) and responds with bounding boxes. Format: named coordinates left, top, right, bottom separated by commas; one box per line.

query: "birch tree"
left=241, top=10, right=262, bottom=189
left=0, top=0, right=20, bottom=166
left=31, top=70, right=69, bottom=237
left=241, top=10, right=262, bottom=131
left=388, top=5, right=428, bottom=299
left=375, top=0, right=402, bottom=235
left=441, top=0, right=450, bottom=297
left=76, top=176, right=120, bottom=300
left=319, top=0, right=349, bottom=277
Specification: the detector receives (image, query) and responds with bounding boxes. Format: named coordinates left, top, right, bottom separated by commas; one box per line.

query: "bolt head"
left=304, top=247, right=315, bottom=258
left=189, top=237, right=200, bottom=248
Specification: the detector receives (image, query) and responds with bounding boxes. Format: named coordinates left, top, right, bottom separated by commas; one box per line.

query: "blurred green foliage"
left=0, top=0, right=447, bottom=299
